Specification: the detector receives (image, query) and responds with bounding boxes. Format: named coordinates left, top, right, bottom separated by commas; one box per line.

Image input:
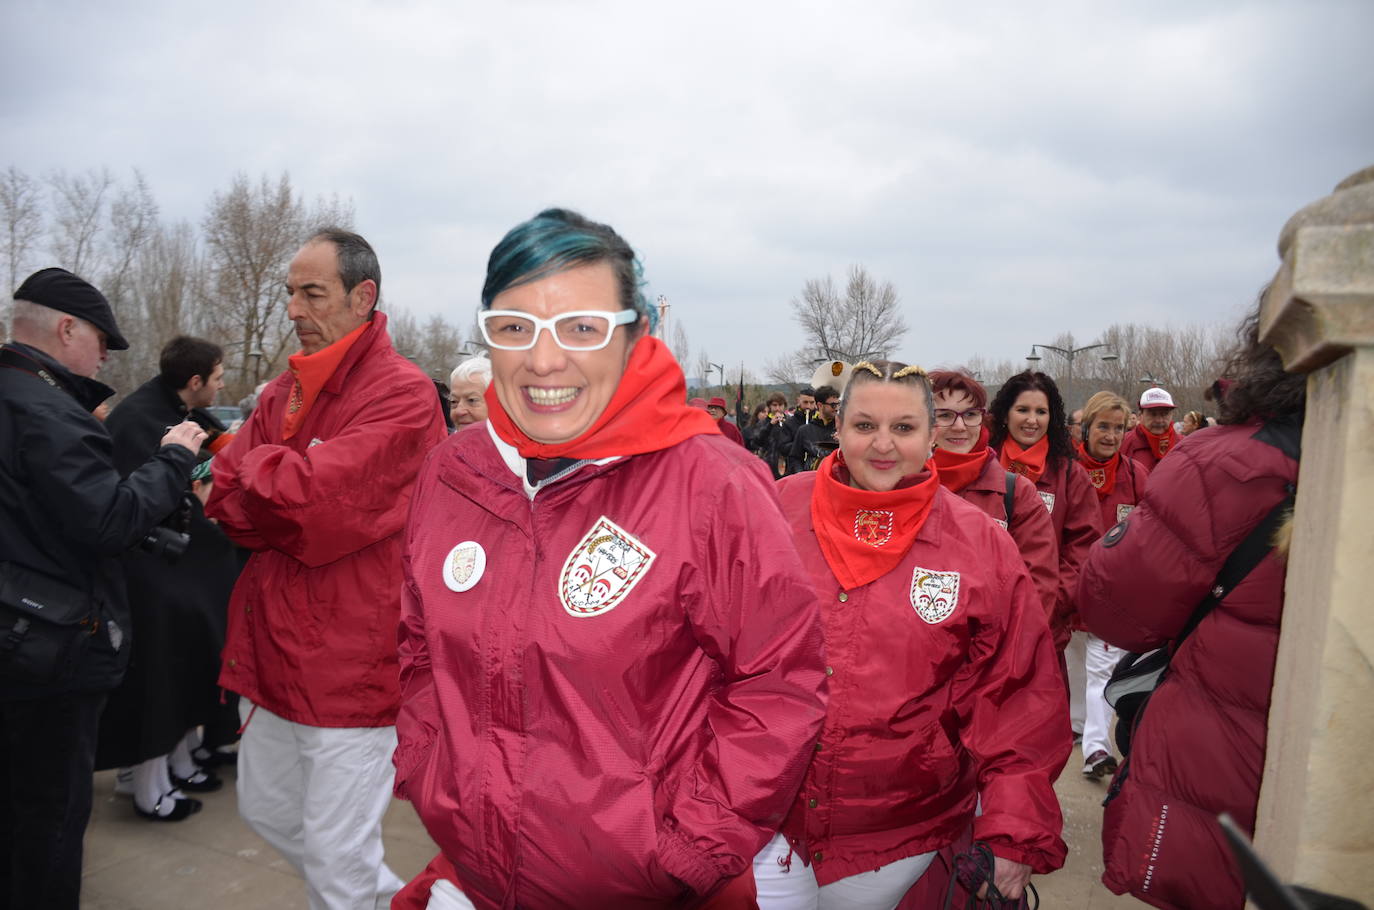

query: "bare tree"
left=0, top=167, right=44, bottom=305
left=94, top=172, right=162, bottom=395
left=693, top=350, right=716, bottom=394
left=764, top=348, right=812, bottom=386
left=417, top=312, right=465, bottom=381
left=959, top=355, right=1022, bottom=389
left=671, top=321, right=691, bottom=369
left=790, top=264, right=907, bottom=365
left=201, top=173, right=352, bottom=398
left=46, top=167, right=115, bottom=277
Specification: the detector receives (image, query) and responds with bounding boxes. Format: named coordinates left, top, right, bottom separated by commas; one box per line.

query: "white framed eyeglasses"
left=478, top=309, right=639, bottom=352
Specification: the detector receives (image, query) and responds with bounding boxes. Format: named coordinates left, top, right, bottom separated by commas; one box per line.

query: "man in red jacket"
left=1119, top=387, right=1178, bottom=474
left=707, top=396, right=747, bottom=446
left=207, top=229, right=447, bottom=910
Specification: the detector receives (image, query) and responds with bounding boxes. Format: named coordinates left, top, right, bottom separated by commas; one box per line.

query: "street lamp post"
left=708, top=362, right=725, bottom=394
left=1025, top=343, right=1118, bottom=401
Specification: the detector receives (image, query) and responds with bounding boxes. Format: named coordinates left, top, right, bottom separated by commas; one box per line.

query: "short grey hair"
left=307, top=227, right=381, bottom=305
left=449, top=355, right=492, bottom=389
left=10, top=298, right=64, bottom=339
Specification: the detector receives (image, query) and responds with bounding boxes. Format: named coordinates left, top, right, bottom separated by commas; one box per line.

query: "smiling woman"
left=392, top=208, right=829, bottom=910
left=988, top=371, right=1103, bottom=661
left=756, top=360, right=1069, bottom=907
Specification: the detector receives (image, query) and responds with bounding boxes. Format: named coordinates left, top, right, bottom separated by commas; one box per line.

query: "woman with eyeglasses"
left=391, top=209, right=828, bottom=910
left=753, top=360, right=1069, bottom=909
left=1071, top=391, right=1149, bottom=780
left=987, top=371, right=1103, bottom=661
left=927, top=369, right=1059, bottom=621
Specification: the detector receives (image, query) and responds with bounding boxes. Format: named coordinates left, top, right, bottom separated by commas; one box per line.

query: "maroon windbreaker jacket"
left=394, top=425, right=828, bottom=909
left=775, top=474, right=1070, bottom=885
left=951, top=452, right=1060, bottom=623
left=1078, top=420, right=1299, bottom=910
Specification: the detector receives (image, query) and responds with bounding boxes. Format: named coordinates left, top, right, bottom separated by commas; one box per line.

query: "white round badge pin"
left=442, top=541, right=486, bottom=593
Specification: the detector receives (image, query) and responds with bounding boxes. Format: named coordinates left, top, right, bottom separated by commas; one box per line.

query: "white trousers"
left=753, top=832, right=935, bottom=910
left=237, top=699, right=406, bottom=910
left=1065, top=630, right=1087, bottom=736
left=1082, top=633, right=1125, bottom=759
left=426, top=879, right=477, bottom=910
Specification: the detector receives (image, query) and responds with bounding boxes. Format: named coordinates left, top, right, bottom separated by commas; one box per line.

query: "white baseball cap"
left=1139, top=387, right=1175, bottom=409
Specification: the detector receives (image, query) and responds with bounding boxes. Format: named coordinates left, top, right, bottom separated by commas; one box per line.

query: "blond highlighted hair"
left=838, top=360, right=934, bottom=428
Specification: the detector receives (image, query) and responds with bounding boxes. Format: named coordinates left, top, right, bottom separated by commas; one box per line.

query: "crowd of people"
left=0, top=208, right=1305, bottom=910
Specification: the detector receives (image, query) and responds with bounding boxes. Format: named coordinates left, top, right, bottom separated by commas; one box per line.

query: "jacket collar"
left=0, top=342, right=115, bottom=413
left=485, top=421, right=621, bottom=500
left=320, top=311, right=391, bottom=398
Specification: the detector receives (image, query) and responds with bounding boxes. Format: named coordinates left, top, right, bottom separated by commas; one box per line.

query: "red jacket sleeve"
left=394, top=474, right=440, bottom=793
left=1050, top=462, right=1104, bottom=643
left=213, top=378, right=443, bottom=569
left=656, top=457, right=829, bottom=895
left=954, top=536, right=1071, bottom=873
left=205, top=391, right=276, bottom=551
left=1007, top=475, right=1059, bottom=621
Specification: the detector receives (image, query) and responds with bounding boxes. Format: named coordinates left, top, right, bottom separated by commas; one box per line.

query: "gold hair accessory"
left=852, top=361, right=883, bottom=377
left=893, top=364, right=927, bottom=379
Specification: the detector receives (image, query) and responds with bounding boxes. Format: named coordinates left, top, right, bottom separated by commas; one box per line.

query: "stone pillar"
left=1253, top=166, right=1374, bottom=897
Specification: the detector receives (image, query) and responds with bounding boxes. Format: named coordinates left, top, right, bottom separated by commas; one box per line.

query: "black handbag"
left=0, top=561, right=98, bottom=686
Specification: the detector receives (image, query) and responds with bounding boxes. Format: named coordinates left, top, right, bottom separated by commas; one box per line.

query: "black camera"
left=139, top=492, right=194, bottom=563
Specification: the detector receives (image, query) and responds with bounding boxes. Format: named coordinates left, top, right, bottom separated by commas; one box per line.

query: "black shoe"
left=171, top=768, right=223, bottom=793
left=191, top=746, right=238, bottom=768
left=134, top=793, right=203, bottom=822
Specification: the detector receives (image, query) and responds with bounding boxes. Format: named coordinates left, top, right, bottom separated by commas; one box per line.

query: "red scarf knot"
left=810, top=452, right=939, bottom=591
left=484, top=336, right=719, bottom=460
left=998, top=435, right=1049, bottom=483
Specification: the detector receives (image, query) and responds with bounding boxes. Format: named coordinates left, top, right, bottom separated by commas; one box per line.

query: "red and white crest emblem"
left=853, top=510, right=894, bottom=548
left=1087, top=467, right=1107, bottom=489
left=1038, top=491, right=1056, bottom=514
left=442, top=541, right=486, bottom=593
left=910, top=566, right=961, bottom=624
left=559, top=516, right=657, bottom=618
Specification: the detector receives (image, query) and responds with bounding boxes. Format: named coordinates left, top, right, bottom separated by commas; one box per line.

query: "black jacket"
left=790, top=414, right=837, bottom=473
left=0, top=343, right=196, bottom=699
left=95, top=375, right=241, bottom=765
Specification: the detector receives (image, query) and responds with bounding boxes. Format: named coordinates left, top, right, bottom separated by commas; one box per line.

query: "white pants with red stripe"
left=1082, top=633, right=1126, bottom=760
left=237, top=699, right=406, bottom=910
left=753, top=831, right=935, bottom=910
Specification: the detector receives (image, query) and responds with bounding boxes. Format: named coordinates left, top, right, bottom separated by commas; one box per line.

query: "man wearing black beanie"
left=0, top=268, right=207, bottom=909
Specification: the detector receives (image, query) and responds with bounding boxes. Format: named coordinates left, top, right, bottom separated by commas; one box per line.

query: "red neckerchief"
left=1078, top=449, right=1121, bottom=499
left=810, top=452, right=939, bottom=590
left=932, top=446, right=992, bottom=493
left=282, top=320, right=371, bottom=441
left=484, top=335, right=719, bottom=459
left=999, top=435, right=1050, bottom=483
left=1135, top=422, right=1178, bottom=461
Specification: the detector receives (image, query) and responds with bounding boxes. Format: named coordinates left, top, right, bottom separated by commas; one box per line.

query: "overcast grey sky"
left=4, top=0, right=1372, bottom=375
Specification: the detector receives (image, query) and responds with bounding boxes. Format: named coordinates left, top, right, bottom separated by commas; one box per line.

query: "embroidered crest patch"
left=1087, top=467, right=1106, bottom=489
left=1116, top=503, right=1135, bottom=524
left=853, top=510, right=894, bottom=547
left=559, top=516, right=657, bottom=618
left=442, top=541, right=486, bottom=593
left=993, top=518, right=1009, bottom=530
left=1038, top=491, right=1056, bottom=514
left=910, top=566, right=961, bottom=624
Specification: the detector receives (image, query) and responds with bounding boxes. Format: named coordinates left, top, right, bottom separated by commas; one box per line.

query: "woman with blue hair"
left=393, top=209, right=829, bottom=909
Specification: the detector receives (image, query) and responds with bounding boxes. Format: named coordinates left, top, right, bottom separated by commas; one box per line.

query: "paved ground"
left=80, top=745, right=1147, bottom=908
